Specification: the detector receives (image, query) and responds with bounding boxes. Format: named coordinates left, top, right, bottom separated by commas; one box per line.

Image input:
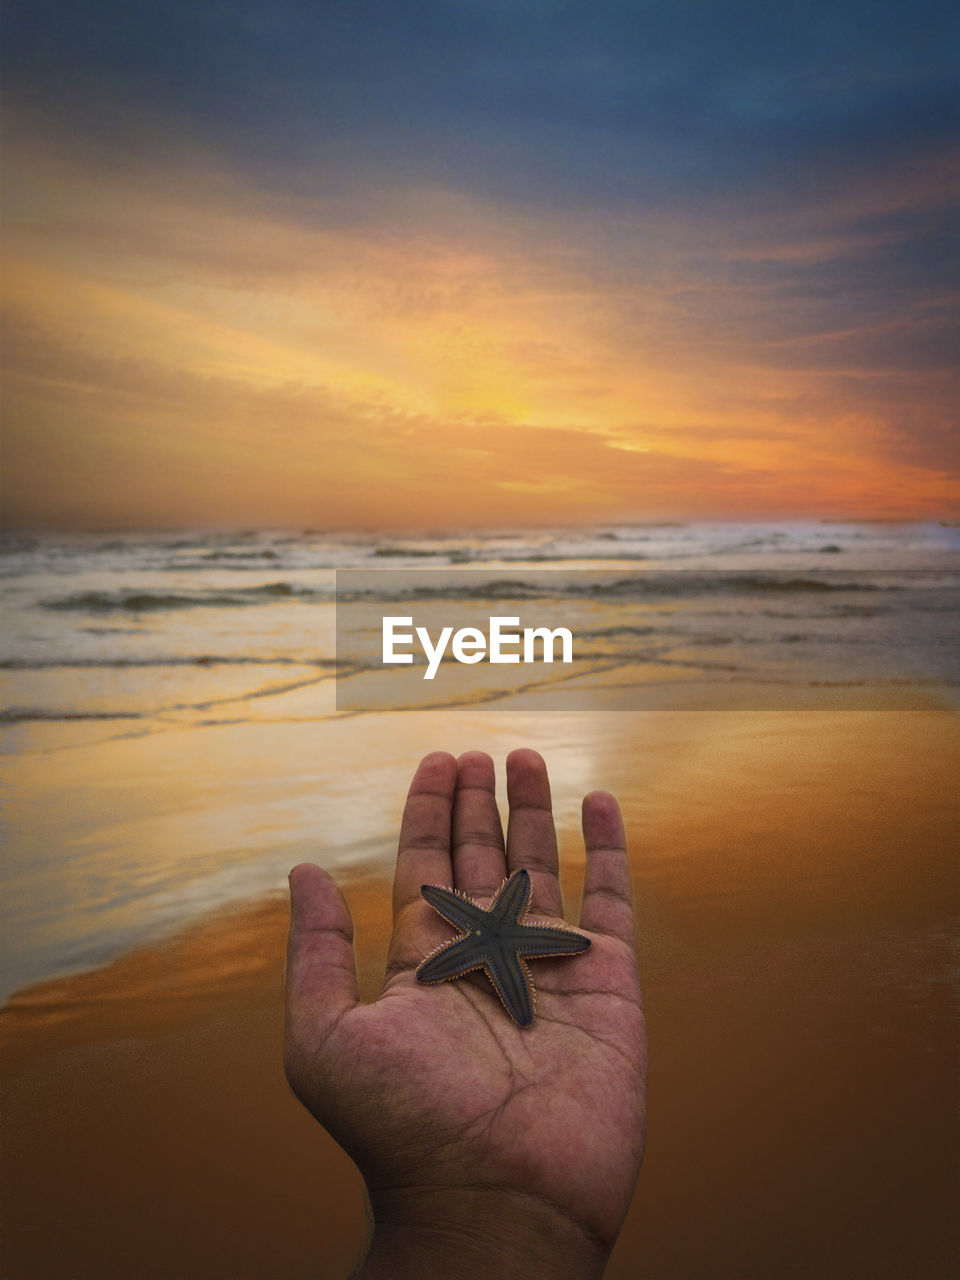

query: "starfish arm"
left=416, top=934, right=487, bottom=983
left=489, top=867, right=532, bottom=925
left=485, top=949, right=536, bottom=1028
left=419, top=883, right=487, bottom=933
left=516, top=924, right=592, bottom=958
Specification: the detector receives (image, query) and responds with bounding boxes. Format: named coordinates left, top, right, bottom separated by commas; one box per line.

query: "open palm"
left=285, top=749, right=647, bottom=1279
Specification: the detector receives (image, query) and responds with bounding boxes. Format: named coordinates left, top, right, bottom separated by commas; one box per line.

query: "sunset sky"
left=2, top=0, right=958, bottom=528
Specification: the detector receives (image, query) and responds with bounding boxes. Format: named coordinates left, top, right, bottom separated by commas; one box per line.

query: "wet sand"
left=2, top=711, right=958, bottom=1279
left=0, top=886, right=390, bottom=1280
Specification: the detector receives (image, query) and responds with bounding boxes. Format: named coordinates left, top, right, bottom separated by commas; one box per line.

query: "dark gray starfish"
left=415, top=868, right=591, bottom=1028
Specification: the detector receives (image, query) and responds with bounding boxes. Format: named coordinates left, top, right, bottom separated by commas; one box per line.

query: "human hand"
left=284, top=749, right=647, bottom=1280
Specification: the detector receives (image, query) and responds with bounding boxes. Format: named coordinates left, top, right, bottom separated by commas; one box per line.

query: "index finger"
left=392, top=751, right=457, bottom=920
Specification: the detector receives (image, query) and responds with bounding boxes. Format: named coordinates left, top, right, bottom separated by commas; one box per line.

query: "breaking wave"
left=40, top=583, right=329, bottom=613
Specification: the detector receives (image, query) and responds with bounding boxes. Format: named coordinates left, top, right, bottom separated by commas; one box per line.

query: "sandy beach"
left=3, top=707, right=957, bottom=1279
left=5, top=0, right=960, bottom=1266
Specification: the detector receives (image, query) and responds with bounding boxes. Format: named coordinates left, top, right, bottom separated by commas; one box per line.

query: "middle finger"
left=505, top=748, right=564, bottom=917
left=451, top=750, right=507, bottom=899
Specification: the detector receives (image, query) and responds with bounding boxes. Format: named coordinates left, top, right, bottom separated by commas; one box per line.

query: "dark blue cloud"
left=5, top=0, right=959, bottom=209
left=5, top=0, right=957, bottom=432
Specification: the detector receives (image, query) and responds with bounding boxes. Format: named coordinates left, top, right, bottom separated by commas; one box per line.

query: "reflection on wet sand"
left=2, top=711, right=957, bottom=1278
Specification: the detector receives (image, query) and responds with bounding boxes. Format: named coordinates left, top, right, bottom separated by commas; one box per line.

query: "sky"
left=2, top=0, right=958, bottom=529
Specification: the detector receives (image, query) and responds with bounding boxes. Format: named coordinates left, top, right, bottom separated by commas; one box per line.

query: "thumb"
left=285, top=863, right=359, bottom=1048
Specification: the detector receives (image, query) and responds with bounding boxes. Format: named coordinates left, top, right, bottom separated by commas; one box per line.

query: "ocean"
left=1, top=520, right=958, bottom=1000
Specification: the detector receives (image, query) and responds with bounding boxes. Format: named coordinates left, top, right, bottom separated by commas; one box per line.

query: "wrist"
left=352, top=1183, right=610, bottom=1280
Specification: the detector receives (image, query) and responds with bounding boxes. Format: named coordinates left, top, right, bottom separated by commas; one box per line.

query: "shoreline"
left=3, top=711, right=959, bottom=1278
left=0, top=874, right=395, bottom=1069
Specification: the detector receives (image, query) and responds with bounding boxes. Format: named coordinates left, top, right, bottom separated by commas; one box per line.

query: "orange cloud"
left=3, top=131, right=957, bottom=528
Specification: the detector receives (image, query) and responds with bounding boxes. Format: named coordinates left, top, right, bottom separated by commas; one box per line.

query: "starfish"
left=416, top=868, right=591, bottom=1028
